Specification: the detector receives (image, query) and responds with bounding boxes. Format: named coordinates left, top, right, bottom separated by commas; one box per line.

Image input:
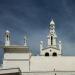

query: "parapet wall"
left=22, top=71, right=75, bottom=75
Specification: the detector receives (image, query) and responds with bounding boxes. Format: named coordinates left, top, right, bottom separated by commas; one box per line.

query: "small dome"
left=50, top=19, right=55, bottom=25
left=5, top=30, right=10, bottom=33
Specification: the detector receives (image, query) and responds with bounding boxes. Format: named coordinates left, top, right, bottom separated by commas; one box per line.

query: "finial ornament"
left=40, top=41, right=43, bottom=44
left=40, top=40, right=43, bottom=55
left=24, top=35, right=27, bottom=46
left=59, top=41, right=61, bottom=44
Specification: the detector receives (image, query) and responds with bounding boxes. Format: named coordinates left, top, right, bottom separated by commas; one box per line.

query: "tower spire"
left=49, top=19, right=55, bottom=32
left=50, top=19, right=55, bottom=25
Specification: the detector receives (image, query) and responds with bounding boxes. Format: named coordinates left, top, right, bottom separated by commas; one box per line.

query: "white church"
left=0, top=19, right=75, bottom=75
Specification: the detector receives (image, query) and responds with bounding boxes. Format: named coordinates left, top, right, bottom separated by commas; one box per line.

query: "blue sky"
left=0, top=0, right=75, bottom=62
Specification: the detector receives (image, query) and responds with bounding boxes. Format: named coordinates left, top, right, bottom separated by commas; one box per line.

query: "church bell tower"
left=40, top=19, right=62, bottom=56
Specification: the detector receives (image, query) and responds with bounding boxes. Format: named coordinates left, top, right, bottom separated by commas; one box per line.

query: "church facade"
left=0, top=19, right=75, bottom=75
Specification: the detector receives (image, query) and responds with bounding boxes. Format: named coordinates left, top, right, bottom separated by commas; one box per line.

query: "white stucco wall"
left=2, top=55, right=75, bottom=73
left=3, top=60, right=29, bottom=72
left=30, top=56, right=75, bottom=72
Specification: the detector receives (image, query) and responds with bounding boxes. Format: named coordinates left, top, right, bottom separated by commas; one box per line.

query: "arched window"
left=52, top=52, right=57, bottom=56
left=7, top=35, right=9, bottom=40
left=51, top=36, right=53, bottom=45
left=45, top=52, right=49, bottom=56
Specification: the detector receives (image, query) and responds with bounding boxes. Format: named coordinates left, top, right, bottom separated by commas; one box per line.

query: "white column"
left=53, top=38, right=56, bottom=45
left=59, top=41, right=62, bottom=54
left=47, top=35, right=51, bottom=47
left=53, top=36, right=57, bottom=47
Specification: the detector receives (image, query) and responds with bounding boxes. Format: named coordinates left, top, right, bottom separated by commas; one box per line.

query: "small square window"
left=50, top=50, right=51, bottom=52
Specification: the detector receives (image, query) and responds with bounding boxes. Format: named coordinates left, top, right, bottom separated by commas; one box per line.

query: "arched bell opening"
left=45, top=52, right=49, bottom=56
left=52, top=52, right=57, bottom=56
